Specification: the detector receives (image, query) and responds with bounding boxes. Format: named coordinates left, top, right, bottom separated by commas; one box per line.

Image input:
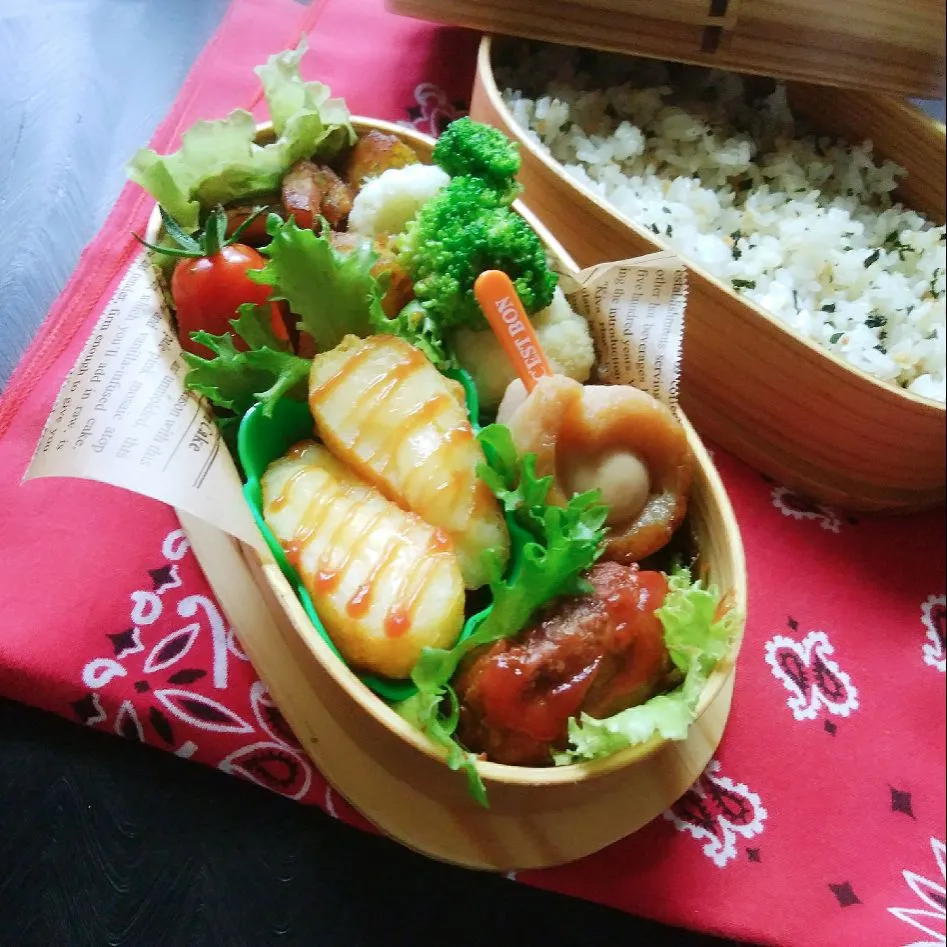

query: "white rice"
left=498, top=43, right=946, bottom=402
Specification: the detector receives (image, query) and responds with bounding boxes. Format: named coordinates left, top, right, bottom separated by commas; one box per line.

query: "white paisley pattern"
left=889, top=837, right=946, bottom=946
left=401, top=81, right=465, bottom=137
left=663, top=759, right=767, bottom=868
left=219, top=740, right=313, bottom=801
left=771, top=485, right=842, bottom=532
left=73, top=528, right=316, bottom=803
left=764, top=629, right=859, bottom=721
left=921, top=595, right=946, bottom=673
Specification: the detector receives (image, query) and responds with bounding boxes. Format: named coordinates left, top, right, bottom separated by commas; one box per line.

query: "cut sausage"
left=281, top=160, right=353, bottom=230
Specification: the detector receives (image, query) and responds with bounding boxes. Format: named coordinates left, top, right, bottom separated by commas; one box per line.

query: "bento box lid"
left=385, top=0, right=946, bottom=100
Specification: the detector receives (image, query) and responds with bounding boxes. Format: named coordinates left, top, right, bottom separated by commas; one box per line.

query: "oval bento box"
left=470, top=35, right=947, bottom=514
left=148, top=118, right=748, bottom=872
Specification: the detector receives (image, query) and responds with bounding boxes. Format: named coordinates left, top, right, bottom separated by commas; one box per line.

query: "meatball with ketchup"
left=454, top=561, right=675, bottom=767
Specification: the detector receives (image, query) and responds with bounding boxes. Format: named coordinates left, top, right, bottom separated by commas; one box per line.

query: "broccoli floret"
left=399, top=175, right=557, bottom=330
left=433, top=117, right=522, bottom=199
left=398, top=120, right=556, bottom=334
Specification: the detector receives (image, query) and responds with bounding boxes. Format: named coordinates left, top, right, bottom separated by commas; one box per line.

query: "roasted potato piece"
left=329, top=232, right=414, bottom=318
left=309, top=335, right=509, bottom=589
left=281, top=160, right=353, bottom=230
left=343, top=130, right=420, bottom=191
left=262, top=441, right=464, bottom=680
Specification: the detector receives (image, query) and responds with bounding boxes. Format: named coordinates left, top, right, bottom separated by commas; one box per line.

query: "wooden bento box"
left=386, top=0, right=946, bottom=99
left=148, top=119, right=748, bottom=871
left=471, top=35, right=947, bottom=513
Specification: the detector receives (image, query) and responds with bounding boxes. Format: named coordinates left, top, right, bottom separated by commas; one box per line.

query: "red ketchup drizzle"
left=473, top=569, right=669, bottom=744
left=284, top=542, right=303, bottom=569
left=312, top=569, right=340, bottom=595
left=600, top=570, right=669, bottom=700
left=346, top=584, right=372, bottom=618
left=384, top=608, right=411, bottom=639
left=475, top=651, right=603, bottom=743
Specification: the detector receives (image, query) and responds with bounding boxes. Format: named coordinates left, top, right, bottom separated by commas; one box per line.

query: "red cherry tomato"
left=170, top=243, right=288, bottom=357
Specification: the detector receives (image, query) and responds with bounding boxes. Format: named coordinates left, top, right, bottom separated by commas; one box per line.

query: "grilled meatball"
left=455, top=562, right=673, bottom=766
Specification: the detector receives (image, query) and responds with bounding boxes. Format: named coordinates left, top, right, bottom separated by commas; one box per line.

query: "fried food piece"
left=309, top=334, right=509, bottom=589
left=329, top=232, right=414, bottom=318
left=498, top=376, right=692, bottom=564
left=281, top=160, right=353, bottom=230
left=343, top=129, right=420, bottom=191
left=262, top=441, right=464, bottom=680
left=455, top=562, right=673, bottom=766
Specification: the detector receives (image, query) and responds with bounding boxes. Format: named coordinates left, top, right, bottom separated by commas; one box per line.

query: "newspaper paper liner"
left=556, top=250, right=686, bottom=410
left=23, top=252, right=266, bottom=554
left=24, top=247, right=688, bottom=548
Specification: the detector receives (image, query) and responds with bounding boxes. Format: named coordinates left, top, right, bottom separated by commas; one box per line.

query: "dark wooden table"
left=0, top=3, right=943, bottom=945
left=0, top=697, right=736, bottom=947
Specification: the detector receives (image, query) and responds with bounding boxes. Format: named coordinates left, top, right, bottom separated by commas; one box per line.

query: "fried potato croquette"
left=262, top=441, right=465, bottom=680
left=309, top=335, right=509, bottom=589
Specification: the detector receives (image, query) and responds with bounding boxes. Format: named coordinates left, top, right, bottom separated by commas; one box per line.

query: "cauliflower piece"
left=452, top=286, right=596, bottom=410
left=348, top=163, right=450, bottom=237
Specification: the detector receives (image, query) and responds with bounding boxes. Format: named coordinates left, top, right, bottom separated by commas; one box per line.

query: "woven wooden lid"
left=386, top=0, right=946, bottom=100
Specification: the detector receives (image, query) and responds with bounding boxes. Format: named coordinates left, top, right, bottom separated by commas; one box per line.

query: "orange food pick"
left=473, top=270, right=552, bottom=392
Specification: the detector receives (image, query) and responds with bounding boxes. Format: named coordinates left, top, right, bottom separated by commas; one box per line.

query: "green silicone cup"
left=237, top=368, right=496, bottom=703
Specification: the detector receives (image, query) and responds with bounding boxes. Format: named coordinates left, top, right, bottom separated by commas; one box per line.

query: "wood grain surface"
left=386, top=0, right=947, bottom=98
left=137, top=122, right=746, bottom=872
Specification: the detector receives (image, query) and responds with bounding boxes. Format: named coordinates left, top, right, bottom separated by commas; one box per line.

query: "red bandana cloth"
left=0, top=2, right=943, bottom=944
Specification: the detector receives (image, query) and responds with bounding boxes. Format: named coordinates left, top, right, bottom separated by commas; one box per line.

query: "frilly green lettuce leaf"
left=661, top=565, right=734, bottom=674
left=410, top=423, right=608, bottom=694
left=181, top=306, right=310, bottom=424
left=377, top=300, right=456, bottom=373
left=228, top=302, right=291, bottom=353
left=249, top=216, right=383, bottom=353
left=250, top=216, right=456, bottom=365
left=126, top=37, right=355, bottom=232
left=395, top=689, right=487, bottom=808
left=553, top=565, right=740, bottom=765
left=400, top=424, right=608, bottom=807
left=255, top=38, right=355, bottom=151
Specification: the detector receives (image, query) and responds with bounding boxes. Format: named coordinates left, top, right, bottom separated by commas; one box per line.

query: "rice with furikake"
left=498, top=42, right=946, bottom=403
